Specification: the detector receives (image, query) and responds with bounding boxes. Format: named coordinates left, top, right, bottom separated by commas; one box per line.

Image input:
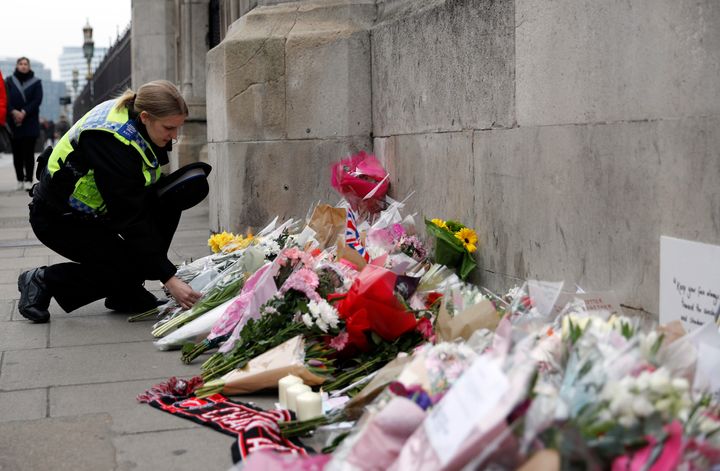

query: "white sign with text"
left=424, top=356, right=509, bottom=465
left=659, top=236, right=720, bottom=331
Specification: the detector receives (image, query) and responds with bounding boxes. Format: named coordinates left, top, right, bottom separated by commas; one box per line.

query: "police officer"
left=17, top=80, right=209, bottom=323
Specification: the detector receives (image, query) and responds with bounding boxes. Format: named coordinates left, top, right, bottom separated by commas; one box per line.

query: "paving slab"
left=0, top=388, right=47, bottom=422
left=49, top=315, right=156, bottom=348
left=0, top=283, right=20, bottom=302
left=0, top=270, right=19, bottom=285
left=0, top=247, right=24, bottom=258
left=0, top=414, right=116, bottom=471
left=0, top=255, right=49, bottom=271
left=50, top=378, right=195, bottom=434
left=114, top=427, right=235, bottom=471
left=0, top=300, right=12, bottom=321
left=0, top=341, right=199, bottom=391
left=0, top=229, right=31, bottom=241
left=0, top=320, right=48, bottom=351
left=22, top=246, right=56, bottom=257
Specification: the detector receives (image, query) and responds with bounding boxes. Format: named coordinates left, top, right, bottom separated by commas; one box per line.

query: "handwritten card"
left=659, top=236, right=720, bottom=331
left=551, top=291, right=623, bottom=318
left=424, top=356, right=509, bottom=465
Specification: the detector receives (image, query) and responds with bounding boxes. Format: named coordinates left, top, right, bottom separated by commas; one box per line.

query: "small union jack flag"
left=345, top=208, right=370, bottom=261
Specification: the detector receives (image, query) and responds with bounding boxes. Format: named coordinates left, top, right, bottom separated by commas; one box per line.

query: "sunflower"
left=431, top=218, right=448, bottom=230
left=454, top=227, right=478, bottom=253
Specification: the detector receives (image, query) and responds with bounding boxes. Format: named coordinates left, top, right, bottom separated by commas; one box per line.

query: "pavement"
left=0, top=153, right=274, bottom=470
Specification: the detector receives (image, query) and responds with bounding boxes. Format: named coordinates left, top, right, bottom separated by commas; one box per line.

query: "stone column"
left=206, top=0, right=376, bottom=232
left=173, top=0, right=211, bottom=170
left=131, top=0, right=178, bottom=87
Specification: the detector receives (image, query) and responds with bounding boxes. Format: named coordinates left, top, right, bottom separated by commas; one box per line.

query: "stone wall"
left=209, top=0, right=720, bottom=315
left=206, top=1, right=375, bottom=231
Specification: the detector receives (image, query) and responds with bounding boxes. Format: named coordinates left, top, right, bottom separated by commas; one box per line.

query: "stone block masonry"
left=208, top=0, right=720, bottom=316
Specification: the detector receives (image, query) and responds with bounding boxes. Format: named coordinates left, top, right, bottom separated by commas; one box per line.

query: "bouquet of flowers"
left=424, top=218, right=478, bottom=280
left=331, top=151, right=389, bottom=215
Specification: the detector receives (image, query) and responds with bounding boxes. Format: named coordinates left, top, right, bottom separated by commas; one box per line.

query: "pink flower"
left=416, top=317, right=434, bottom=340
left=391, top=223, right=406, bottom=240
left=329, top=331, right=349, bottom=351
left=277, top=247, right=317, bottom=269
left=280, top=268, right=321, bottom=302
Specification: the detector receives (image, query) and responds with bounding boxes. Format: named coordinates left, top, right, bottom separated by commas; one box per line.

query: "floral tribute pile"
left=136, top=151, right=720, bottom=470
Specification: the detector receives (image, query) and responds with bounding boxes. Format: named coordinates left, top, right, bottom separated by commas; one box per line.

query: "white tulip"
left=632, top=396, right=655, bottom=417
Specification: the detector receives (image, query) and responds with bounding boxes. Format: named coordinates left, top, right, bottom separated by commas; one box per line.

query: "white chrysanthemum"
left=315, top=317, right=329, bottom=333
left=308, top=299, right=339, bottom=330
left=260, top=239, right=281, bottom=257
left=301, top=313, right=313, bottom=328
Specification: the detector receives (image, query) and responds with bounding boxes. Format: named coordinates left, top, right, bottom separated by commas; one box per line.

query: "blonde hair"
left=116, top=80, right=188, bottom=118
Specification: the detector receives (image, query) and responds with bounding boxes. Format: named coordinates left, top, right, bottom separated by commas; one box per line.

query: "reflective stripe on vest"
left=47, top=99, right=162, bottom=215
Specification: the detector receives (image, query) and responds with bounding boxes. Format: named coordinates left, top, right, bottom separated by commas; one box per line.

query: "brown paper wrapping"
left=436, top=299, right=500, bottom=342
left=308, top=204, right=347, bottom=249
left=517, top=450, right=560, bottom=471
left=220, top=335, right=326, bottom=395
left=657, top=320, right=687, bottom=345
left=336, top=238, right=368, bottom=271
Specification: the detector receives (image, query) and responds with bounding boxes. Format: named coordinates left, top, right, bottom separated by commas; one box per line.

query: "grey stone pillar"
left=131, top=0, right=178, bottom=87
left=173, top=0, right=211, bottom=170
left=207, top=0, right=376, bottom=232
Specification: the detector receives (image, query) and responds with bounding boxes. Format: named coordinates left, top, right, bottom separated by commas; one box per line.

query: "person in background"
left=45, top=119, right=56, bottom=147
left=37, top=118, right=48, bottom=152
left=17, top=80, right=211, bottom=323
left=5, top=57, right=43, bottom=191
left=0, top=69, right=6, bottom=134
left=55, top=114, right=70, bottom=139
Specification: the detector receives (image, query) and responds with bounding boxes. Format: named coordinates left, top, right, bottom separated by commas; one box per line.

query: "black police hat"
left=156, top=162, right=212, bottom=211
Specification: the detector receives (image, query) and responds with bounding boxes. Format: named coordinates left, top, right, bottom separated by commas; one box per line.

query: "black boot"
left=17, top=267, right=51, bottom=323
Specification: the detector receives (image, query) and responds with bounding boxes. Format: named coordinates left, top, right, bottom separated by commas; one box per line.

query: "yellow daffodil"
left=225, top=233, right=256, bottom=252
left=208, top=231, right=235, bottom=253
left=455, top=227, right=478, bottom=253
left=431, top=218, right=448, bottom=230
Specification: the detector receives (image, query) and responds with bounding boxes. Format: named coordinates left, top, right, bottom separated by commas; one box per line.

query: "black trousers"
left=29, top=201, right=181, bottom=312
left=11, top=137, right=37, bottom=182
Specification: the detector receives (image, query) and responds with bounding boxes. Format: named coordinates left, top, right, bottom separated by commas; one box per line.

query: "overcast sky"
left=0, top=1, right=131, bottom=81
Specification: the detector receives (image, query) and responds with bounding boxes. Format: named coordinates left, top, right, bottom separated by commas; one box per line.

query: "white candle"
left=278, top=375, right=303, bottom=408
left=296, top=391, right=324, bottom=421
left=286, top=383, right=312, bottom=412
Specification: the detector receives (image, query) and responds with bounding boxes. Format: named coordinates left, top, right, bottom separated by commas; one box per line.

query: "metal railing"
left=72, top=26, right=131, bottom=122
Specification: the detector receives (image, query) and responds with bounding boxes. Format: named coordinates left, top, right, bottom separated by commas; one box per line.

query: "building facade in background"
left=58, top=46, right=108, bottom=101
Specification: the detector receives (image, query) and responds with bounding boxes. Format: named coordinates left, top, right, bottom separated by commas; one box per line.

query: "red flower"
left=426, top=292, right=443, bottom=308
left=416, top=317, right=434, bottom=340
left=335, top=265, right=418, bottom=351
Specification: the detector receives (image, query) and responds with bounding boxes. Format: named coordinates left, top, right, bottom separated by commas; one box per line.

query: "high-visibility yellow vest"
left=48, top=99, right=162, bottom=215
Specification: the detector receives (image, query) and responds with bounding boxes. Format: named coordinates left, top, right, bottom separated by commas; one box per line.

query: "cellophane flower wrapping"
left=424, top=219, right=477, bottom=280
left=335, top=264, right=418, bottom=351
left=153, top=295, right=241, bottom=351
left=211, top=335, right=326, bottom=395
left=331, top=151, right=389, bottom=214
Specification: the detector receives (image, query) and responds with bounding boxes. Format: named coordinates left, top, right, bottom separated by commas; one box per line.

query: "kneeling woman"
left=18, top=80, right=209, bottom=322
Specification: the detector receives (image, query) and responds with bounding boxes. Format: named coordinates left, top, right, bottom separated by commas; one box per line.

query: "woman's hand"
left=11, top=109, right=25, bottom=125
left=163, top=276, right=202, bottom=310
